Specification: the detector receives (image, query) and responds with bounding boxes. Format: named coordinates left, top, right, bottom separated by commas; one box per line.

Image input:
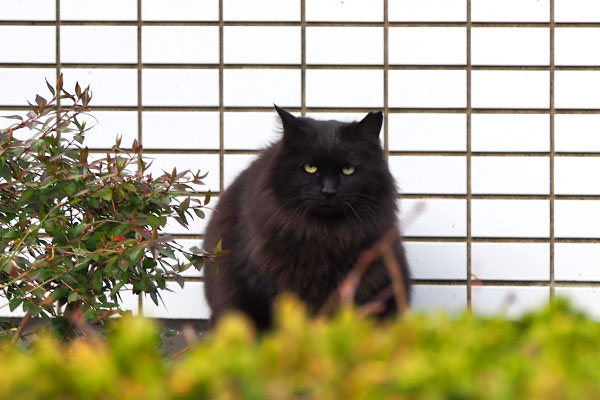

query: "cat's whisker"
left=354, top=193, right=379, bottom=203
left=353, top=200, right=378, bottom=221
left=343, top=201, right=367, bottom=227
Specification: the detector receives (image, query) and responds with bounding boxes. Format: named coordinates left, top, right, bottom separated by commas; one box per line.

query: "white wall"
left=3, top=0, right=600, bottom=320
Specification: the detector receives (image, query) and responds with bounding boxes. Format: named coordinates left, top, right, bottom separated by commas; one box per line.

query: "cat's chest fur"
left=243, top=211, right=365, bottom=307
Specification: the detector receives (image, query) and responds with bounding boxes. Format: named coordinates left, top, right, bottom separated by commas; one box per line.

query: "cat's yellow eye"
left=304, top=164, right=318, bottom=174
left=342, top=166, right=355, bottom=175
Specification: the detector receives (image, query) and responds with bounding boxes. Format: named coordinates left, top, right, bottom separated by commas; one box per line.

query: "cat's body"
left=203, top=107, right=411, bottom=330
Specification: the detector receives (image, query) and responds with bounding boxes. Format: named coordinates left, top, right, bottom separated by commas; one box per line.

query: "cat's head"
left=270, top=105, right=396, bottom=220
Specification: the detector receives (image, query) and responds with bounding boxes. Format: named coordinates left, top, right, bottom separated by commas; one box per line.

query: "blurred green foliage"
left=1, top=295, right=599, bottom=399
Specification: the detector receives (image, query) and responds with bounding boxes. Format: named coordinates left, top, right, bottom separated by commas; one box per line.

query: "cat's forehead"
left=300, top=117, right=351, bottom=147
left=302, top=117, right=347, bottom=132
left=289, top=117, right=370, bottom=163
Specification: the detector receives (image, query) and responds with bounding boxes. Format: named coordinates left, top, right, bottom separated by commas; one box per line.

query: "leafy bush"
left=0, top=76, right=212, bottom=341
left=0, top=296, right=598, bottom=399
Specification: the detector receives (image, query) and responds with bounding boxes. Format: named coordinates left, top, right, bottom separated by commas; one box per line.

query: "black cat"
left=203, top=106, right=411, bottom=330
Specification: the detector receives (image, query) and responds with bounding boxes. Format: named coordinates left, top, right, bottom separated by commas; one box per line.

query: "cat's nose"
left=321, top=187, right=337, bottom=198
left=321, top=177, right=338, bottom=198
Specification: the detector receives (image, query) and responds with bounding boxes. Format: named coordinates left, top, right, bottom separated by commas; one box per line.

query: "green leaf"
left=64, top=182, right=77, bottom=196
left=52, top=286, right=70, bottom=301
left=67, top=292, right=79, bottom=303
left=189, top=246, right=203, bottom=255
left=8, top=298, right=22, bottom=312
left=2, top=230, right=19, bottom=240
left=99, top=301, right=118, bottom=309
left=42, top=220, right=56, bottom=232
left=21, top=189, right=36, bottom=202
left=193, top=208, right=205, bottom=219
left=118, top=258, right=129, bottom=271
left=190, top=256, right=204, bottom=271
left=173, top=274, right=185, bottom=289
left=180, top=197, right=190, bottom=213
left=72, top=223, right=87, bottom=237
left=214, top=239, right=224, bottom=255
left=173, top=216, right=188, bottom=228
left=63, top=272, right=78, bottom=286
left=109, top=281, right=126, bottom=298
left=145, top=215, right=160, bottom=228
left=128, top=247, right=145, bottom=264
left=22, top=301, right=42, bottom=316
left=94, top=187, right=113, bottom=201
left=149, top=291, right=159, bottom=306
left=163, top=328, right=178, bottom=338
left=42, top=136, right=58, bottom=146
left=92, top=278, right=103, bottom=291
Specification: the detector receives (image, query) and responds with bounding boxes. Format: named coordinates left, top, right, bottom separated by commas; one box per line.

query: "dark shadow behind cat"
left=203, top=106, right=411, bottom=330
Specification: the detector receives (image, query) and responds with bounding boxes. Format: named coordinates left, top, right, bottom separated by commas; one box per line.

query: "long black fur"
left=203, top=106, right=411, bottom=330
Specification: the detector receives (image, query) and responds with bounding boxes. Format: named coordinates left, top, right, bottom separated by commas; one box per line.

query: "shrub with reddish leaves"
left=0, top=76, right=214, bottom=340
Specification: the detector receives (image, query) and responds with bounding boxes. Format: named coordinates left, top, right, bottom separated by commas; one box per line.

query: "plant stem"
left=10, top=311, right=32, bottom=345
left=168, top=346, right=191, bottom=361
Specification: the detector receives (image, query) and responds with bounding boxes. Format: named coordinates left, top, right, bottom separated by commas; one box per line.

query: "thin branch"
left=318, top=226, right=404, bottom=317
left=10, top=311, right=32, bottom=345
left=381, top=246, right=409, bottom=313
left=168, top=346, right=191, bottom=361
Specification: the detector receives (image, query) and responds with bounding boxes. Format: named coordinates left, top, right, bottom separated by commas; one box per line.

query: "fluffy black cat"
left=203, top=106, right=411, bottom=330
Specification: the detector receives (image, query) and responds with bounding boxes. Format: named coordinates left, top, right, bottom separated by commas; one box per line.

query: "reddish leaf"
left=56, top=72, right=63, bottom=91
left=196, top=170, right=209, bottom=180
left=45, top=78, right=55, bottom=96
left=35, top=94, right=47, bottom=106
left=2, top=115, right=23, bottom=121
left=136, top=228, right=152, bottom=240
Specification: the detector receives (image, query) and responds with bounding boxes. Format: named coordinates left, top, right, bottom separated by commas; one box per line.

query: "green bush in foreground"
left=1, top=296, right=599, bottom=399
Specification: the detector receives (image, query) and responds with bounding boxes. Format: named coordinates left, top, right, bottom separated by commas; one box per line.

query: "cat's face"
left=271, top=107, right=396, bottom=220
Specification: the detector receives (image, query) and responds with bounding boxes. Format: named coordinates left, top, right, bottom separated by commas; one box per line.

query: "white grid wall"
left=3, top=0, right=600, bottom=320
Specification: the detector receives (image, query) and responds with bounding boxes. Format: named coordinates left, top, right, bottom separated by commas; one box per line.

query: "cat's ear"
left=356, top=111, right=383, bottom=138
left=274, top=104, right=299, bottom=130
left=275, top=104, right=303, bottom=143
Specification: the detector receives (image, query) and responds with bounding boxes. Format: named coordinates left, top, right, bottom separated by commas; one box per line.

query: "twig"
left=168, top=346, right=191, bottom=361
left=318, top=249, right=376, bottom=317
left=358, top=286, right=394, bottom=317
left=11, top=311, right=32, bottom=345
left=381, top=246, right=409, bottom=313
left=317, top=226, right=404, bottom=317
